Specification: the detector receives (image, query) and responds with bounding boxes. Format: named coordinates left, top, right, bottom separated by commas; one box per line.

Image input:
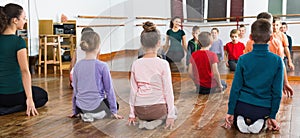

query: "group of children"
left=69, top=12, right=294, bottom=134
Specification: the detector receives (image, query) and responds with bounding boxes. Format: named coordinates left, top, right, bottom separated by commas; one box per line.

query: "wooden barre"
left=136, top=16, right=170, bottom=20
left=77, top=24, right=125, bottom=28
left=135, top=24, right=166, bottom=26
left=136, top=14, right=300, bottom=21
left=77, top=15, right=128, bottom=19
left=182, top=23, right=250, bottom=28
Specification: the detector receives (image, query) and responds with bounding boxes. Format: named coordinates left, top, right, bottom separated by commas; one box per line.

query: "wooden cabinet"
left=39, top=20, right=77, bottom=60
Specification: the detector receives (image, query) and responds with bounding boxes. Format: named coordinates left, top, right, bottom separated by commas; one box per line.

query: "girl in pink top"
left=127, top=21, right=176, bottom=130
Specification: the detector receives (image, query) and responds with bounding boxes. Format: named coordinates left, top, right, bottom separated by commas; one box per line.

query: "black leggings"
left=234, top=101, right=270, bottom=129
left=76, top=99, right=119, bottom=116
left=0, top=86, right=48, bottom=115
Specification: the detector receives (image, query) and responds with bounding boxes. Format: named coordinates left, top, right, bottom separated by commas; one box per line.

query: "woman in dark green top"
left=0, top=3, right=48, bottom=116
left=164, top=16, right=187, bottom=63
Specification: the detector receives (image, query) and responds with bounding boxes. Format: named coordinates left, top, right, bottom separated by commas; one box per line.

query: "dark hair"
left=239, top=24, right=245, bottom=28
left=257, top=12, right=272, bottom=20
left=80, top=31, right=100, bottom=52
left=192, top=26, right=200, bottom=32
left=81, top=27, right=94, bottom=34
left=140, top=21, right=161, bottom=49
left=169, top=16, right=181, bottom=28
left=211, top=28, right=219, bottom=33
left=281, top=22, right=287, bottom=26
left=230, top=29, right=239, bottom=36
left=273, top=16, right=281, bottom=23
left=198, top=32, right=212, bottom=47
left=0, top=3, right=23, bottom=33
left=251, top=19, right=272, bottom=43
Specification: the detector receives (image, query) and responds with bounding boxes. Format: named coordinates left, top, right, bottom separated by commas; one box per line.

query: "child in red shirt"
left=188, top=32, right=227, bottom=94
left=224, top=29, right=245, bottom=71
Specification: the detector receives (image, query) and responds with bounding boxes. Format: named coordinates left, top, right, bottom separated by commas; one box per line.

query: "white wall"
left=3, top=0, right=300, bottom=60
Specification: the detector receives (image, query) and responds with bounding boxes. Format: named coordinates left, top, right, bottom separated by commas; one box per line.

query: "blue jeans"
left=228, top=60, right=238, bottom=71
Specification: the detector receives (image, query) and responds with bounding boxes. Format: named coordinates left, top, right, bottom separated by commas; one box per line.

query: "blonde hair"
left=80, top=31, right=100, bottom=52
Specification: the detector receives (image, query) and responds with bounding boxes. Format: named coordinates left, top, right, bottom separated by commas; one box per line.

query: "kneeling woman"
left=128, top=21, right=177, bottom=130
left=0, top=3, right=48, bottom=116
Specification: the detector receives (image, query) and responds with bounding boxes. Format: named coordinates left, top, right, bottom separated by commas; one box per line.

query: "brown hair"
left=273, top=16, right=281, bottom=23
left=80, top=31, right=100, bottom=52
left=0, top=3, right=23, bottom=33
left=198, top=32, right=212, bottom=47
left=169, top=16, right=181, bottom=28
left=251, top=19, right=272, bottom=43
left=211, top=28, right=219, bottom=33
left=257, top=12, right=272, bottom=20
left=140, top=21, right=161, bottom=49
left=239, top=24, right=245, bottom=28
left=230, top=29, right=239, bottom=36
left=192, top=26, right=200, bottom=32
left=81, top=27, right=94, bottom=34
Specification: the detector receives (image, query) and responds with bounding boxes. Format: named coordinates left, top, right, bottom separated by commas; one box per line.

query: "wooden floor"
left=1, top=52, right=300, bottom=138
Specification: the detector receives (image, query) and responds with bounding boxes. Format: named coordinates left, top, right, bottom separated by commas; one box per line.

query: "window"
left=171, top=0, right=184, bottom=18
left=186, top=0, right=204, bottom=22
left=208, top=0, right=227, bottom=22
left=268, top=0, right=282, bottom=15
left=230, top=0, right=244, bottom=21
left=287, top=0, right=300, bottom=19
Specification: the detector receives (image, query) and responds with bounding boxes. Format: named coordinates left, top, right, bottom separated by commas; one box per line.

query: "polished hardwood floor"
left=0, top=51, right=300, bottom=138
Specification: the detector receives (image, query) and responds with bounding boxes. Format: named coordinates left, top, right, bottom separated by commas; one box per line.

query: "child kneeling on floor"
left=188, top=31, right=227, bottom=94
left=70, top=31, right=123, bottom=122
left=223, top=19, right=283, bottom=133
left=128, top=21, right=177, bottom=130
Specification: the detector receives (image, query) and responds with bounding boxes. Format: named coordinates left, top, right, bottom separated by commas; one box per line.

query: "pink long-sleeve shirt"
left=129, top=57, right=176, bottom=119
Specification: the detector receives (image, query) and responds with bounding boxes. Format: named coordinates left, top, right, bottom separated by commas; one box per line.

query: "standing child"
left=70, top=31, right=123, bottom=122
left=238, top=24, right=248, bottom=45
left=188, top=32, right=227, bottom=94
left=186, top=26, right=201, bottom=66
left=224, top=29, right=245, bottom=71
left=209, top=28, right=224, bottom=61
left=164, top=16, right=187, bottom=71
left=128, top=21, right=176, bottom=130
left=273, top=17, right=294, bottom=71
left=280, top=22, right=293, bottom=71
left=223, top=19, right=283, bottom=134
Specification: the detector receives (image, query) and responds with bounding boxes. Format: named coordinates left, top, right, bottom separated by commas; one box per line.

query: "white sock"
left=138, top=120, right=146, bottom=129
left=248, top=119, right=264, bottom=134
left=237, top=116, right=250, bottom=133
left=145, top=120, right=163, bottom=130
left=91, top=111, right=106, bottom=120
left=81, top=113, right=94, bottom=122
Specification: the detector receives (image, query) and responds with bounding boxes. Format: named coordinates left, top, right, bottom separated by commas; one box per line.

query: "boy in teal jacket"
left=223, top=19, right=283, bottom=133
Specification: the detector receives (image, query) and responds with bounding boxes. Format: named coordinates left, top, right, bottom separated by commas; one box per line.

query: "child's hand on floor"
left=222, top=114, right=234, bottom=129
left=267, top=118, right=280, bottom=131
left=283, top=82, right=294, bottom=97
left=225, top=62, right=229, bottom=67
left=164, top=118, right=175, bottom=129
left=127, top=117, right=136, bottom=126
left=68, top=113, right=77, bottom=118
left=113, top=114, right=124, bottom=119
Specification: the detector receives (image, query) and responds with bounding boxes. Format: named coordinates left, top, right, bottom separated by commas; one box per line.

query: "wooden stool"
left=38, top=35, right=62, bottom=75
left=59, top=34, right=76, bottom=59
